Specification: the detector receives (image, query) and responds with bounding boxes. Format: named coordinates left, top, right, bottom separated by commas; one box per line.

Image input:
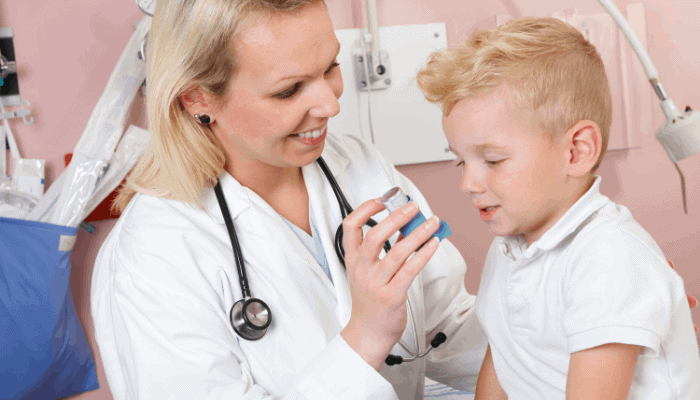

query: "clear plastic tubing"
left=381, top=187, right=452, bottom=247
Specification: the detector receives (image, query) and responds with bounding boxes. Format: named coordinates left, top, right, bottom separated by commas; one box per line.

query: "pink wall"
left=1, top=0, right=698, bottom=398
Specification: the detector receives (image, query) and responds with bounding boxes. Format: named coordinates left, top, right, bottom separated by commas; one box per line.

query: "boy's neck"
left=523, top=174, right=597, bottom=246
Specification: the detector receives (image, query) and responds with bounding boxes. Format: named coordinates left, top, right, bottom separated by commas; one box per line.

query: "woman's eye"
left=275, top=82, right=303, bottom=100
left=274, top=62, right=339, bottom=100
left=486, top=159, right=504, bottom=165
left=326, top=61, right=340, bottom=74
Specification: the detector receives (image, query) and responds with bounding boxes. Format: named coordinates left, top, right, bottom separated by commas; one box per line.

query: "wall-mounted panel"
left=330, top=23, right=454, bottom=166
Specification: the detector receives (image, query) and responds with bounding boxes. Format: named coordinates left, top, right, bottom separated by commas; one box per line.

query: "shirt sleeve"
left=92, top=204, right=398, bottom=400
left=561, top=228, right=684, bottom=358
left=340, top=134, right=488, bottom=392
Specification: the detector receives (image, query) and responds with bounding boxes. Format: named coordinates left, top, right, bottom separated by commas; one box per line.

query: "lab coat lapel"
left=242, top=195, right=333, bottom=287
left=203, top=172, right=330, bottom=286
left=303, top=153, right=354, bottom=329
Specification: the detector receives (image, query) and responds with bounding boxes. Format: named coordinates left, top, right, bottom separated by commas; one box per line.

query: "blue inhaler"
left=381, top=187, right=452, bottom=247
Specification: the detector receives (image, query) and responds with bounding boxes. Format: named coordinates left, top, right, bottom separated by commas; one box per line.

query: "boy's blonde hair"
left=416, top=17, right=613, bottom=172
left=113, top=0, right=323, bottom=212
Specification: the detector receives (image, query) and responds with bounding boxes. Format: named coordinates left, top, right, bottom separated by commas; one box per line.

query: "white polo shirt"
left=475, top=175, right=700, bottom=399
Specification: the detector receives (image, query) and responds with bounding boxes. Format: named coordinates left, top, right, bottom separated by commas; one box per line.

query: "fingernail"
left=425, top=215, right=439, bottom=230
left=402, top=202, right=418, bottom=214
left=429, top=236, right=440, bottom=248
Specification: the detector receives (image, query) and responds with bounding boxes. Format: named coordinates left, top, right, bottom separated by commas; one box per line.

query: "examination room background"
left=2, top=0, right=699, bottom=399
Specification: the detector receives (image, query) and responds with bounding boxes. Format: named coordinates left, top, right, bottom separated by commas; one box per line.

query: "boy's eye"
left=454, top=161, right=464, bottom=168
left=486, top=159, right=504, bottom=165
left=274, top=61, right=340, bottom=100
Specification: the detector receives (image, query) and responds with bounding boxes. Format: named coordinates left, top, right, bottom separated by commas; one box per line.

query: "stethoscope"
left=214, top=156, right=446, bottom=366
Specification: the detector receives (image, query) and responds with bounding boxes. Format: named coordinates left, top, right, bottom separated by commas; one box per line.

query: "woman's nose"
left=309, top=79, right=342, bottom=119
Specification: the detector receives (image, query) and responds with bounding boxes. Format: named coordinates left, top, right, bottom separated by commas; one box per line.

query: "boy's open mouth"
left=479, top=206, right=499, bottom=221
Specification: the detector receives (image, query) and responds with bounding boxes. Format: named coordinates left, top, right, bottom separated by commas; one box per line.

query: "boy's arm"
left=475, top=345, right=508, bottom=400
left=566, top=343, right=640, bottom=400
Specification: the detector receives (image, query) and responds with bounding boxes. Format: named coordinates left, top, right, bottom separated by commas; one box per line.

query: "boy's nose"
left=460, top=171, right=485, bottom=195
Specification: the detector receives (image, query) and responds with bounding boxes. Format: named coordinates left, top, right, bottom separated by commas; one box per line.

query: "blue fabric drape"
left=0, top=217, right=98, bottom=399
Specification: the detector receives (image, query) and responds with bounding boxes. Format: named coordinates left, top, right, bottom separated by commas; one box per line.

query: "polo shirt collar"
left=501, top=175, right=609, bottom=259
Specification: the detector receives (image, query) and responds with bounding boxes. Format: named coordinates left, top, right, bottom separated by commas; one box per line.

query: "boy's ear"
left=562, top=120, right=602, bottom=178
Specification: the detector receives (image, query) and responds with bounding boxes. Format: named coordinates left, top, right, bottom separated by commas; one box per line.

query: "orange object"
left=64, top=153, right=124, bottom=222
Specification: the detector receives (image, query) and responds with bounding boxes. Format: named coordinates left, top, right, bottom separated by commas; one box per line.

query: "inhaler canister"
left=381, top=187, right=452, bottom=246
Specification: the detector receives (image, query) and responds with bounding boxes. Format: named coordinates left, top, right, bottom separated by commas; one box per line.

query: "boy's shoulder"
left=555, top=200, right=683, bottom=295
left=565, top=200, right=665, bottom=264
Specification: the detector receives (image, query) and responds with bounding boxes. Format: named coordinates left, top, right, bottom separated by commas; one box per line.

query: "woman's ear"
left=179, top=86, right=211, bottom=116
left=563, top=120, right=602, bottom=178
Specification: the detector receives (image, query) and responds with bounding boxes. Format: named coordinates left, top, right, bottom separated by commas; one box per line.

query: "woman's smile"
left=290, top=125, right=327, bottom=147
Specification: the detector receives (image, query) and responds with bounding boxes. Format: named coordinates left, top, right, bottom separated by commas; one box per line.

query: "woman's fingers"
left=391, top=236, right=440, bottom=294
left=381, top=215, right=441, bottom=283
left=342, top=198, right=386, bottom=265
left=343, top=199, right=420, bottom=267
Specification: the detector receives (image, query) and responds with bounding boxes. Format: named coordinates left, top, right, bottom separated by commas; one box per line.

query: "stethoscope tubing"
left=214, top=180, right=250, bottom=299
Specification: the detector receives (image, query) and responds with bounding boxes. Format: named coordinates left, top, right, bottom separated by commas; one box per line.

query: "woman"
left=90, top=0, right=487, bottom=398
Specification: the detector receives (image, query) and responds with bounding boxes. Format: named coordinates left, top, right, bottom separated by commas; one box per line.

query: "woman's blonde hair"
left=416, top=17, right=613, bottom=172
left=114, top=0, right=323, bottom=212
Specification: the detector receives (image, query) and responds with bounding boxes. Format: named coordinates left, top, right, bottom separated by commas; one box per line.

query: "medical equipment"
left=351, top=0, right=392, bottom=145
left=382, top=186, right=452, bottom=247
left=356, top=0, right=391, bottom=92
left=215, top=155, right=447, bottom=364
left=1, top=30, right=40, bottom=221
left=0, top=28, right=22, bottom=108
left=598, top=0, right=700, bottom=214
left=1, top=27, right=34, bottom=191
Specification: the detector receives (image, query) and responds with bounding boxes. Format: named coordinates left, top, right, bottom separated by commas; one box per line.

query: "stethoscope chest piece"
left=230, top=297, right=272, bottom=340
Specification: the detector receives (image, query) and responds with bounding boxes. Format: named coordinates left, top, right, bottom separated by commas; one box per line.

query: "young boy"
left=416, top=17, right=700, bottom=399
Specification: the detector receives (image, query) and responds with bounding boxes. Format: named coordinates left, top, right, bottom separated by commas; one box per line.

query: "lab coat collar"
left=201, top=140, right=349, bottom=225
left=200, top=171, right=251, bottom=225
left=501, top=175, right=609, bottom=259
left=315, top=140, right=349, bottom=180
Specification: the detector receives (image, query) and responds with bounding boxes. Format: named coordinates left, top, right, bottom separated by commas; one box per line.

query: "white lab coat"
left=90, top=132, right=487, bottom=400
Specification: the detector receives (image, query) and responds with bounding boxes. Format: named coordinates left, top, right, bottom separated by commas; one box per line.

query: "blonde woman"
left=90, top=0, right=487, bottom=399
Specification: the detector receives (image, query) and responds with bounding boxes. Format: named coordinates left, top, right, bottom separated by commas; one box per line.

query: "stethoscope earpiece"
left=384, top=330, right=447, bottom=366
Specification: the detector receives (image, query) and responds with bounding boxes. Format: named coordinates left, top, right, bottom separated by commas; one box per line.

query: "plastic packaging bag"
left=11, top=158, right=45, bottom=213
left=28, top=125, right=149, bottom=226
left=0, top=180, right=38, bottom=219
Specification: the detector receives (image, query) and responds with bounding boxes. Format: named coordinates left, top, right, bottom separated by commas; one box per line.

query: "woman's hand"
left=340, top=197, right=441, bottom=371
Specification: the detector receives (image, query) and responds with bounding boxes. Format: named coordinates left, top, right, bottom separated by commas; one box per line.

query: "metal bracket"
left=0, top=54, right=16, bottom=79
left=354, top=50, right=392, bottom=91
